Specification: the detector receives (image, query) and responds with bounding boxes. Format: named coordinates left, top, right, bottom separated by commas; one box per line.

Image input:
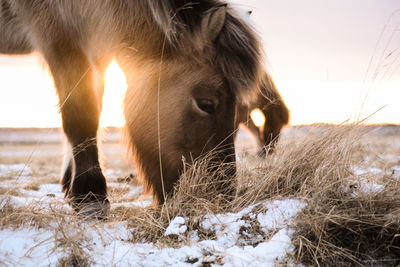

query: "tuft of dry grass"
left=294, top=195, right=400, bottom=266
left=121, top=155, right=238, bottom=244
left=53, top=216, right=95, bottom=267
left=293, top=172, right=400, bottom=266
left=0, top=197, right=69, bottom=230
left=234, top=125, right=362, bottom=208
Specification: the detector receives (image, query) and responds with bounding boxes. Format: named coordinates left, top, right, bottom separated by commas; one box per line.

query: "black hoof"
left=74, top=199, right=110, bottom=220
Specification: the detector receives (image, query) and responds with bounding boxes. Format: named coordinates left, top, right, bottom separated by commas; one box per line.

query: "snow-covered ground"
left=0, top=197, right=305, bottom=266
left=0, top=159, right=306, bottom=266
left=0, top=126, right=399, bottom=266
left=0, top=128, right=307, bottom=266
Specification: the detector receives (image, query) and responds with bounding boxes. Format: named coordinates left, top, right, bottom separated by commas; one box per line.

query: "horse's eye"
left=194, top=98, right=216, bottom=115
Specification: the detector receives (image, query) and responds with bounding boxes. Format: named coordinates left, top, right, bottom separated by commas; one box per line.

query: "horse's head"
left=124, top=60, right=237, bottom=203
left=165, top=63, right=236, bottom=164
left=124, top=3, right=263, bottom=203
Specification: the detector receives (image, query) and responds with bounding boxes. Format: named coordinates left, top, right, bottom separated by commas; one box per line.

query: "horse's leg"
left=257, top=73, right=290, bottom=155
left=44, top=47, right=109, bottom=217
left=262, top=101, right=289, bottom=152
left=59, top=60, right=107, bottom=200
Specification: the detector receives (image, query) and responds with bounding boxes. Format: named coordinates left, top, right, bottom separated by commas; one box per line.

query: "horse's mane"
left=147, top=0, right=264, bottom=104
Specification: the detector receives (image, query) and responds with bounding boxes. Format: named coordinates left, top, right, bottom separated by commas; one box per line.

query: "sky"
left=0, top=0, right=399, bottom=127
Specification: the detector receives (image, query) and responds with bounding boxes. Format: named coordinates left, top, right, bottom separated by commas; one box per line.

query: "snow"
left=155, top=199, right=304, bottom=266
left=357, top=182, right=384, bottom=195
left=96, top=198, right=303, bottom=266
left=0, top=228, right=59, bottom=266
left=0, top=198, right=305, bottom=266
left=345, top=165, right=399, bottom=196
left=0, top=159, right=306, bottom=266
left=350, top=166, right=383, bottom=176
left=257, top=199, right=307, bottom=230
left=0, top=163, right=32, bottom=176
left=164, top=216, right=187, bottom=236
left=222, top=228, right=294, bottom=266
left=104, top=168, right=124, bottom=177
left=38, top=183, right=63, bottom=195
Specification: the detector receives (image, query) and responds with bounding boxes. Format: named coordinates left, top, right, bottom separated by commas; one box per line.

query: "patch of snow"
left=38, top=183, right=62, bottom=194
left=350, top=166, right=383, bottom=176
left=0, top=163, right=32, bottom=176
left=1, top=194, right=69, bottom=212
left=165, top=216, right=187, bottom=236
left=344, top=176, right=385, bottom=197
left=104, top=169, right=124, bottom=177
left=350, top=182, right=384, bottom=197
left=359, top=183, right=384, bottom=194
left=112, top=200, right=152, bottom=208
left=369, top=168, right=383, bottom=174
left=257, top=199, right=306, bottom=230
left=0, top=228, right=60, bottom=266
left=0, top=150, right=62, bottom=157
left=189, top=199, right=305, bottom=265
left=222, top=228, right=294, bottom=266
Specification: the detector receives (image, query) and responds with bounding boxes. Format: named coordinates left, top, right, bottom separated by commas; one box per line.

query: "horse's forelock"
left=147, top=0, right=213, bottom=46
left=148, top=1, right=263, bottom=104
left=215, top=11, right=263, bottom=105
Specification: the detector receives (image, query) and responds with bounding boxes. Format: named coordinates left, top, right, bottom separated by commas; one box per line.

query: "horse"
left=235, top=72, right=289, bottom=156
left=0, top=0, right=265, bottom=217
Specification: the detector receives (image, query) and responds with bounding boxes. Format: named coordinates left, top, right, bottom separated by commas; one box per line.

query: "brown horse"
left=0, top=0, right=264, bottom=217
left=235, top=72, right=289, bottom=156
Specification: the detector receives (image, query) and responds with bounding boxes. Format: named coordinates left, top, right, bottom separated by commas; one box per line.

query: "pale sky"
left=0, top=0, right=399, bottom=127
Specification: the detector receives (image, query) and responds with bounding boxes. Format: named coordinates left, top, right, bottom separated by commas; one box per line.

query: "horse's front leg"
left=45, top=48, right=109, bottom=217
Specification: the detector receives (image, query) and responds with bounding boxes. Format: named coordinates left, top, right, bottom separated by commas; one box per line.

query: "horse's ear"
left=201, top=5, right=227, bottom=42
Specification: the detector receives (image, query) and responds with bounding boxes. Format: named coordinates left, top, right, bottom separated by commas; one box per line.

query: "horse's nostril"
left=195, top=98, right=216, bottom=115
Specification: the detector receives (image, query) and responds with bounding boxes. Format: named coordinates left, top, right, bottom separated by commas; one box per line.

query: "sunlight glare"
left=100, top=60, right=127, bottom=127
left=250, top=108, right=266, bottom=127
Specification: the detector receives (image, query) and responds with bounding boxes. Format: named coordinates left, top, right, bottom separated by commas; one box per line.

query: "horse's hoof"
left=75, top=200, right=110, bottom=220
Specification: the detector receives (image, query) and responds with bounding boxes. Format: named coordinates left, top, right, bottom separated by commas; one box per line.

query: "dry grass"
left=111, top=125, right=364, bottom=244
left=236, top=125, right=361, bottom=205
left=294, top=184, right=400, bottom=266
left=121, top=124, right=400, bottom=265
left=0, top=197, right=69, bottom=230
left=1, top=124, right=400, bottom=265
left=117, top=157, right=238, bottom=245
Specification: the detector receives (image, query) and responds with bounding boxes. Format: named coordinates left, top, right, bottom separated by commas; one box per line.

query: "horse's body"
left=0, top=0, right=266, bottom=216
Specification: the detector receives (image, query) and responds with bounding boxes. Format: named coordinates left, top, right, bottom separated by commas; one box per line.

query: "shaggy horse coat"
left=0, top=0, right=266, bottom=216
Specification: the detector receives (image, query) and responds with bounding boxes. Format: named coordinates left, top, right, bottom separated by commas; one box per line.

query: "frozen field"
left=0, top=125, right=400, bottom=266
